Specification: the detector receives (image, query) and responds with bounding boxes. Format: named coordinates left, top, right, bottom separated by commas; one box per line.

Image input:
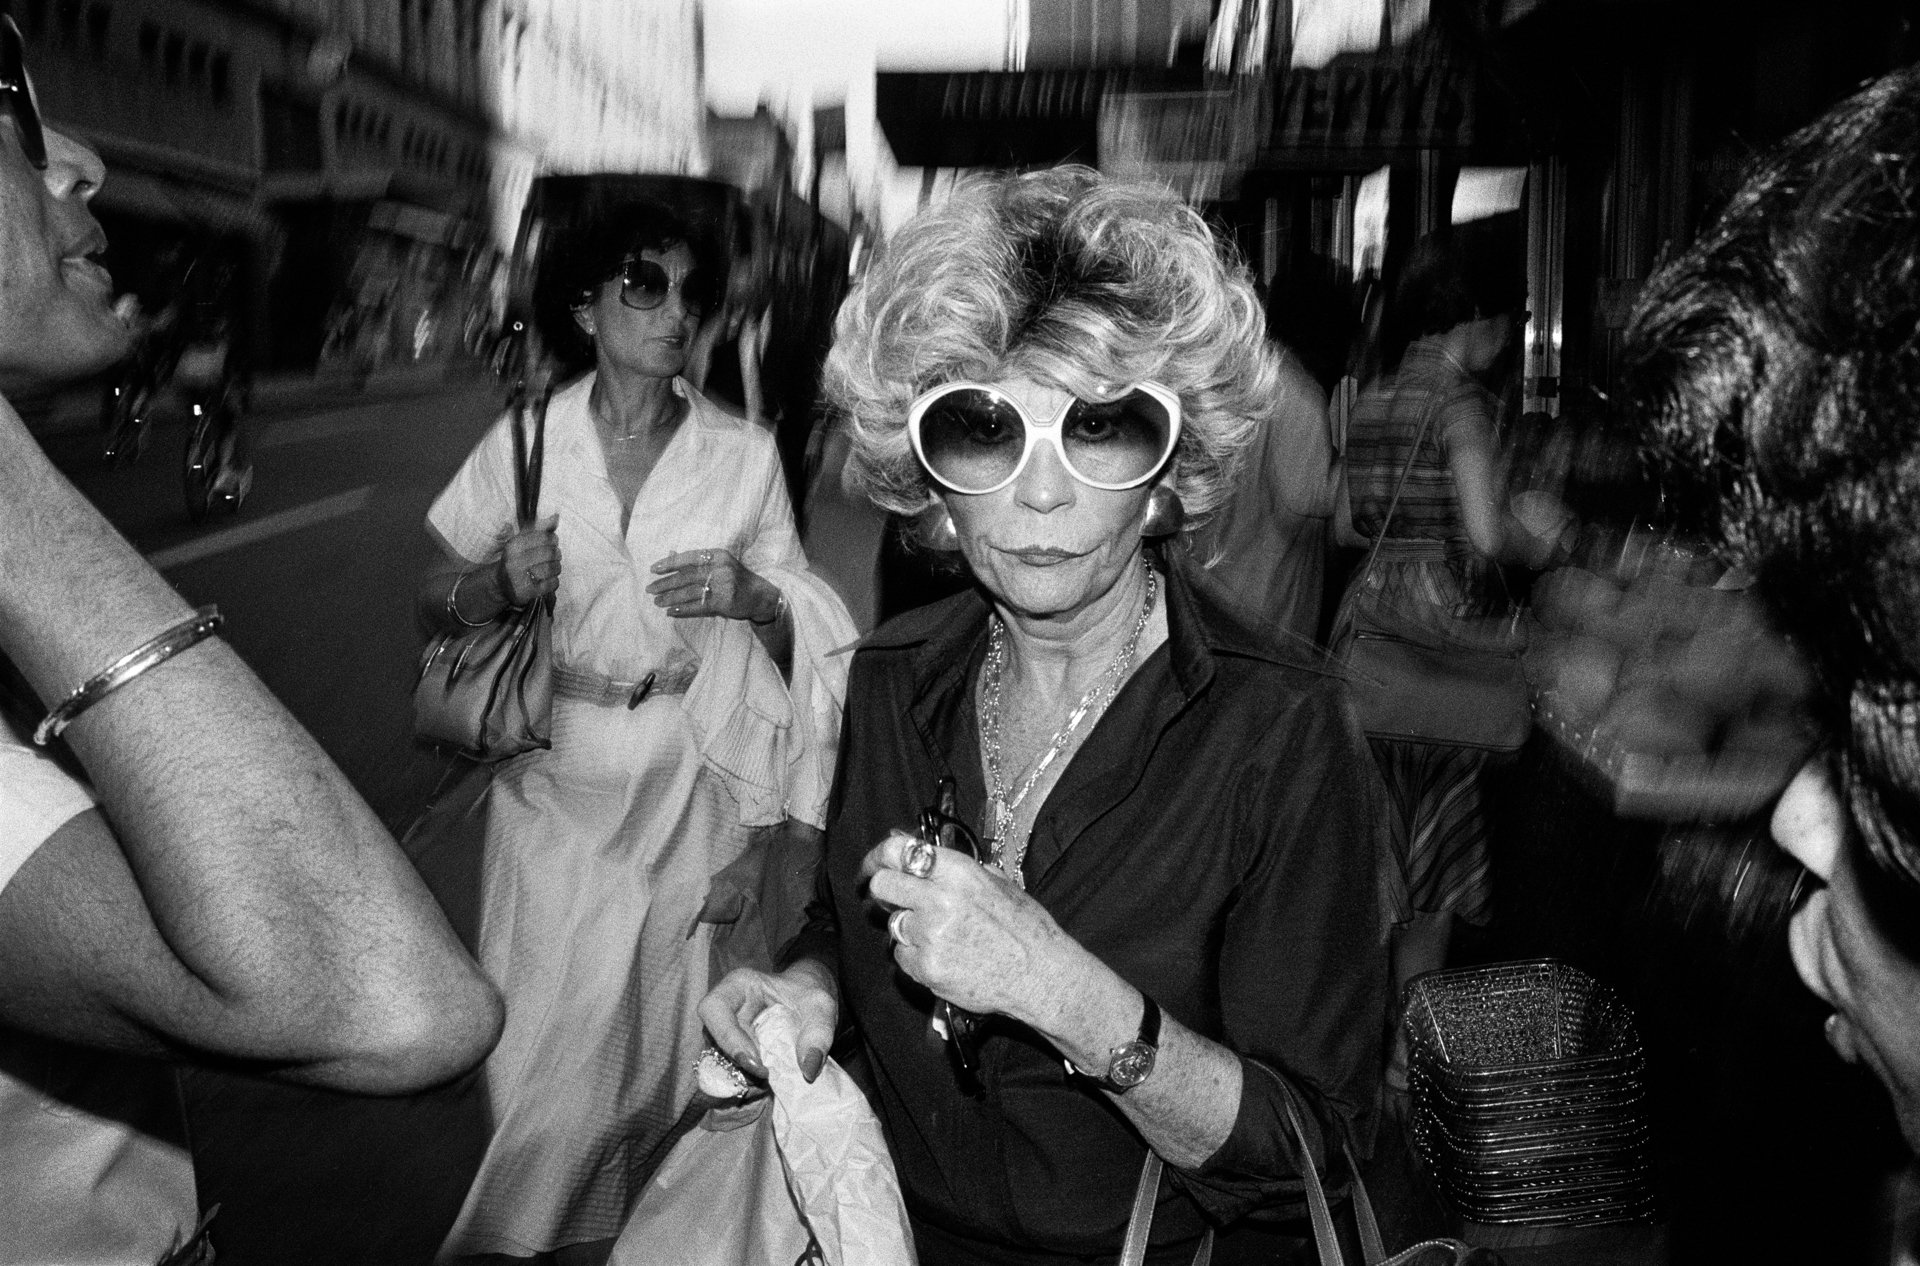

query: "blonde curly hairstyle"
left=823, top=166, right=1281, bottom=526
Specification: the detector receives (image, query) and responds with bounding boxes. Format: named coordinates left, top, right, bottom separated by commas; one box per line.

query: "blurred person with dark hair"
left=1629, top=64, right=1920, bottom=1165
left=421, top=198, right=855, bottom=1262
left=0, top=20, right=502, bottom=1263
left=1329, top=227, right=1555, bottom=1021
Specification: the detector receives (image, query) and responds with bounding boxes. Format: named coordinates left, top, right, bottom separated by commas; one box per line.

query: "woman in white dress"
left=418, top=201, right=856, bottom=1264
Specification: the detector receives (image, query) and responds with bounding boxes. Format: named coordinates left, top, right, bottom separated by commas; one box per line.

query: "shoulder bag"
left=1340, top=393, right=1530, bottom=753
left=413, top=387, right=555, bottom=760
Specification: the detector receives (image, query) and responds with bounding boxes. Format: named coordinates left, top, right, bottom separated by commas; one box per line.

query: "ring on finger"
left=888, top=909, right=912, bottom=946
left=903, top=838, right=936, bottom=880
left=701, top=576, right=714, bottom=604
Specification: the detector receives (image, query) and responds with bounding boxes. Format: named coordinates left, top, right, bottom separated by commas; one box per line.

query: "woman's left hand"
left=648, top=547, right=780, bottom=623
left=863, top=830, right=1078, bottom=1027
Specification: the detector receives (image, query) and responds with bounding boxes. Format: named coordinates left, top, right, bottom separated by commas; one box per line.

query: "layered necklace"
left=978, top=560, right=1157, bottom=887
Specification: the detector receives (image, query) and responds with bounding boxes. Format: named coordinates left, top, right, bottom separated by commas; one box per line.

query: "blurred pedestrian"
left=1183, top=344, right=1340, bottom=651
left=1630, top=65, right=1920, bottom=1170
left=0, top=18, right=502, bottom=1263
left=421, top=199, right=856, bottom=1263
left=1329, top=230, right=1557, bottom=1025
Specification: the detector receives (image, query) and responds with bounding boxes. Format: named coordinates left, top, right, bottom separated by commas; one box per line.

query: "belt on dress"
left=552, top=663, right=698, bottom=709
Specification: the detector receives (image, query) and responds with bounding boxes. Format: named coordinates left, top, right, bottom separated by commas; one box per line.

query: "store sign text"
left=1272, top=59, right=1474, bottom=151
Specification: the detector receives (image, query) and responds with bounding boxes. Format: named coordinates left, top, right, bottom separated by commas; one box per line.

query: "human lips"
left=61, top=252, right=113, bottom=300
left=998, top=545, right=1085, bottom=566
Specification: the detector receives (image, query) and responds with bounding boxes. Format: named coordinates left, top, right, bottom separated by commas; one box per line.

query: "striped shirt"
left=1346, top=341, right=1498, bottom=545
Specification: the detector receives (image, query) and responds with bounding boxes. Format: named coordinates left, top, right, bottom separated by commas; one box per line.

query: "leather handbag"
left=1341, top=394, right=1529, bottom=753
left=1120, top=1064, right=1501, bottom=1266
left=413, top=387, right=555, bottom=761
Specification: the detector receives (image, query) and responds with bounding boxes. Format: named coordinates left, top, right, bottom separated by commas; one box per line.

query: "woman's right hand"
left=699, top=960, right=838, bottom=1084
left=496, top=514, right=560, bottom=606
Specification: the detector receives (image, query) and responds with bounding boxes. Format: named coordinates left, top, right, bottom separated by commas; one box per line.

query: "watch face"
left=1106, top=1042, right=1156, bottom=1090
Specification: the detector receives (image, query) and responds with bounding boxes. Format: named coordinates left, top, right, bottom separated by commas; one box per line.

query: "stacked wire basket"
left=1403, top=959, right=1655, bottom=1227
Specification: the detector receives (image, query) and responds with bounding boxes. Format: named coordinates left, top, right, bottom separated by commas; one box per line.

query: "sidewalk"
left=19, top=357, right=488, bottom=438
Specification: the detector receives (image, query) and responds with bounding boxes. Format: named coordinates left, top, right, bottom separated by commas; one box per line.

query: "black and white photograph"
left=2, top=1, right=1919, bottom=1263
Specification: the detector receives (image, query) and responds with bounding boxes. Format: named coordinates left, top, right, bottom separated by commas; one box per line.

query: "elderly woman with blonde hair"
left=700, top=167, right=1390, bottom=1265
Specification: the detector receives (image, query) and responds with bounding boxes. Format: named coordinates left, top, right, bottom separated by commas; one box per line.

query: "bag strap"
left=1122, top=1071, right=1476, bottom=1266
left=1120, top=1153, right=1214, bottom=1266
left=510, top=384, right=551, bottom=528
left=1355, top=386, right=1444, bottom=593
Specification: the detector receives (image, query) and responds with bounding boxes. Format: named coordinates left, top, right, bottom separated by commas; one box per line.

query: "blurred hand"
left=698, top=961, right=837, bottom=1084
left=648, top=547, right=779, bottom=623
left=496, top=514, right=560, bottom=606
left=863, top=829, right=1075, bottom=1028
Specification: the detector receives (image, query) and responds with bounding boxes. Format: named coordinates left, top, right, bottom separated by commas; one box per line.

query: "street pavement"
left=40, top=363, right=507, bottom=1265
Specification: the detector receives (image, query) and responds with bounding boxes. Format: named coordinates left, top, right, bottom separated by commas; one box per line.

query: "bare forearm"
left=0, top=410, right=498, bottom=1086
left=1022, top=940, right=1241, bottom=1169
left=746, top=575, right=794, bottom=678
left=418, top=556, right=511, bottom=634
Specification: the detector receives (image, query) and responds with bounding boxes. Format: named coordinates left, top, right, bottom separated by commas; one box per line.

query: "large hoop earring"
left=912, top=502, right=961, bottom=551
left=1141, top=485, right=1185, bottom=538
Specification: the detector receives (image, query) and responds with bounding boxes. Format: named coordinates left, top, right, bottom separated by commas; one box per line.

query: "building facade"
left=24, top=0, right=702, bottom=369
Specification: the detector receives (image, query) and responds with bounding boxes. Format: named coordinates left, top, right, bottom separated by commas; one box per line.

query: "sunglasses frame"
left=0, top=16, right=47, bottom=171
left=906, top=380, right=1183, bottom=497
left=616, top=254, right=717, bottom=320
left=918, top=776, right=989, bottom=1093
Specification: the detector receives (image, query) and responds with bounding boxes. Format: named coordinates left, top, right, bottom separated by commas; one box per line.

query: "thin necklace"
left=593, top=391, right=669, bottom=442
left=978, top=560, right=1157, bottom=887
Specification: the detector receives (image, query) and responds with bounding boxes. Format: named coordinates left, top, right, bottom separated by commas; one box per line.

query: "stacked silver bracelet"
left=34, top=606, right=225, bottom=746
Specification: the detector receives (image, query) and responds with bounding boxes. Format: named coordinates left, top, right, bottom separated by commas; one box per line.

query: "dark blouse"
left=788, top=558, right=1392, bottom=1265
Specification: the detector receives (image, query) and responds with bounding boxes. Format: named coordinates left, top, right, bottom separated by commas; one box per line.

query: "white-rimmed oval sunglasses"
left=906, top=381, right=1182, bottom=496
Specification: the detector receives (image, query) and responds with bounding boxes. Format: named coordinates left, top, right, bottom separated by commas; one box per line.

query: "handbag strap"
left=510, top=384, right=551, bottom=528
left=1120, top=1153, right=1214, bottom=1266
left=1120, top=1072, right=1475, bottom=1266
left=1355, top=385, right=1444, bottom=594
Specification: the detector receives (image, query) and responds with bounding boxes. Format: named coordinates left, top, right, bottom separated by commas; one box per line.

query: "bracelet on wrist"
left=35, top=606, right=224, bottom=746
left=447, top=567, right=493, bottom=628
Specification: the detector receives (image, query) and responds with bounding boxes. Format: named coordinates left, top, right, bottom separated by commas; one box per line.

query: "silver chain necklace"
left=979, top=561, right=1157, bottom=886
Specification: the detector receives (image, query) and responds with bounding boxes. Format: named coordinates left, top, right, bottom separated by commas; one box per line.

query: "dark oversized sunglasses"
left=907, top=381, right=1182, bottom=497
left=618, top=256, right=719, bottom=320
left=0, top=17, right=47, bottom=171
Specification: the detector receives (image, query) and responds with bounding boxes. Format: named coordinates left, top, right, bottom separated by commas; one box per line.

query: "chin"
left=0, top=326, right=131, bottom=393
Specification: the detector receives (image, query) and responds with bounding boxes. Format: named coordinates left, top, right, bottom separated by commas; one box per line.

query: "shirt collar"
left=868, top=549, right=1331, bottom=709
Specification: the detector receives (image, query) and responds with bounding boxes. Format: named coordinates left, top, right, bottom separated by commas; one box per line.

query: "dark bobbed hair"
left=532, top=200, right=719, bottom=371
left=1383, top=218, right=1527, bottom=369
left=1627, top=65, right=1920, bottom=955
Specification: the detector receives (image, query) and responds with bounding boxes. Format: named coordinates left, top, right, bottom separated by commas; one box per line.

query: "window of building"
left=162, top=31, right=184, bottom=85
left=55, top=0, right=80, bottom=44
left=20, top=0, right=49, bottom=39
left=260, top=82, right=323, bottom=172
left=136, top=18, right=157, bottom=64
left=210, top=51, right=230, bottom=105
left=186, top=41, right=206, bottom=84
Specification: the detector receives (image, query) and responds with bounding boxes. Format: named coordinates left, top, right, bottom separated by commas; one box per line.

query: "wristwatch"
left=1069, top=993, right=1161, bottom=1094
